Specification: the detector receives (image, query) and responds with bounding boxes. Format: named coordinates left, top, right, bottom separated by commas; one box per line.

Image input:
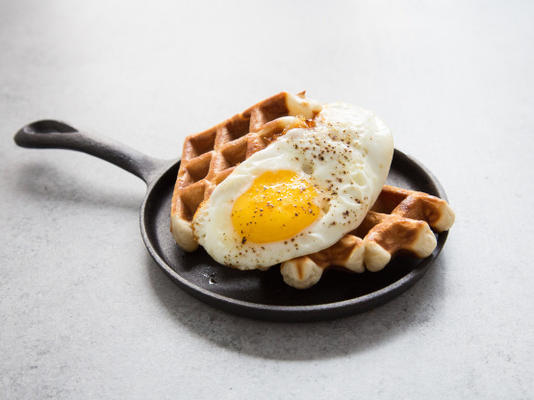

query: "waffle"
left=171, top=92, right=322, bottom=250
left=280, top=185, right=455, bottom=288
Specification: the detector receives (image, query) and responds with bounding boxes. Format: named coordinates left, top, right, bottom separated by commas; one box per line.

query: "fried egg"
left=192, top=102, right=394, bottom=269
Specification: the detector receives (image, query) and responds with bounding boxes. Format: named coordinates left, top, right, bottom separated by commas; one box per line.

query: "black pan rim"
left=140, top=148, right=450, bottom=320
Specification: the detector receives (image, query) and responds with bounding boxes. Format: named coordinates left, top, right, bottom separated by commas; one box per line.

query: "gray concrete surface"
left=1, top=1, right=533, bottom=399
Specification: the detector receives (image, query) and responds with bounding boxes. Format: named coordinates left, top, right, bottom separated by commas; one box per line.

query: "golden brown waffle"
left=280, top=185, right=455, bottom=288
left=171, top=92, right=454, bottom=290
left=171, top=92, right=322, bottom=250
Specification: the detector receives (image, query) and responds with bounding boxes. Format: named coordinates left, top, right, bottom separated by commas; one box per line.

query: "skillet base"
left=141, top=150, right=449, bottom=321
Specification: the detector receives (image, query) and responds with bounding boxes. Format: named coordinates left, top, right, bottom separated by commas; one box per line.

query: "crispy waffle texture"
left=280, top=185, right=455, bottom=288
left=170, top=92, right=322, bottom=251
left=171, top=92, right=454, bottom=290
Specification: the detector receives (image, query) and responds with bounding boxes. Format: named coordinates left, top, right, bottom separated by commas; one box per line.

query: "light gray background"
left=1, top=1, right=533, bottom=399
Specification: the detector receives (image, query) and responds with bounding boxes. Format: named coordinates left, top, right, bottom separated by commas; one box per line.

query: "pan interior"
left=142, top=150, right=447, bottom=307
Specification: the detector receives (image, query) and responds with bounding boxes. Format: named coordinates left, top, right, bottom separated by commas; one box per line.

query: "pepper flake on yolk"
left=231, top=170, right=320, bottom=244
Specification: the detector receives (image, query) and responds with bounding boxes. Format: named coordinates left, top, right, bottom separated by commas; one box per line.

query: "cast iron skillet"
left=14, top=120, right=449, bottom=322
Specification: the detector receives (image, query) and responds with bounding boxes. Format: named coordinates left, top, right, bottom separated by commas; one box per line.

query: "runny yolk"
left=231, top=170, right=320, bottom=244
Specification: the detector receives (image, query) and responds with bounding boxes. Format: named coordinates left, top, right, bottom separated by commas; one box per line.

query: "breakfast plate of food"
left=14, top=92, right=454, bottom=321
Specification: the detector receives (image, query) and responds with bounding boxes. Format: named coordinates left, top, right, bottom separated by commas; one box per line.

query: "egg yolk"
left=231, top=170, right=320, bottom=244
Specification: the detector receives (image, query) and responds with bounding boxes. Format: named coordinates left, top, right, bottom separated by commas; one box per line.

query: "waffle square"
left=170, top=92, right=321, bottom=250
left=280, top=185, right=455, bottom=288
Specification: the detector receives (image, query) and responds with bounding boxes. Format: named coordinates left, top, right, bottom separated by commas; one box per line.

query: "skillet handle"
left=14, top=119, right=169, bottom=184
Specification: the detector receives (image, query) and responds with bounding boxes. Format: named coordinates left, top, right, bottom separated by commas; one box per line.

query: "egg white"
left=192, top=103, right=394, bottom=269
